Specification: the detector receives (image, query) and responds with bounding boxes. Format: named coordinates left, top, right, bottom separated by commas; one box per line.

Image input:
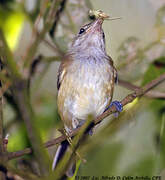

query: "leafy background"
left=1, top=0, right=165, bottom=178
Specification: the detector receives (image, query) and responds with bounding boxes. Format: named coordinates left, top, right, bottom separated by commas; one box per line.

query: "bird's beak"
left=87, top=18, right=104, bottom=33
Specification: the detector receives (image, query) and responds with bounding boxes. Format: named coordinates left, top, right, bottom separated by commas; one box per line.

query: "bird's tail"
left=52, top=140, right=76, bottom=177
left=52, top=140, right=69, bottom=170
left=52, top=122, right=95, bottom=176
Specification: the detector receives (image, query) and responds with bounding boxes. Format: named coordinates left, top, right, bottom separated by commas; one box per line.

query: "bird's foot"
left=78, top=120, right=94, bottom=136
left=105, top=100, right=123, bottom=117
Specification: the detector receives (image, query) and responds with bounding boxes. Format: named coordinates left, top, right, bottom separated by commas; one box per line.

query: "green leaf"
left=0, top=6, right=25, bottom=50
left=142, top=57, right=165, bottom=85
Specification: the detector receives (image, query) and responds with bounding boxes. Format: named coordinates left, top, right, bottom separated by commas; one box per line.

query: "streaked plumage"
left=57, top=18, right=116, bottom=132
left=53, top=18, right=117, bottom=175
left=57, top=53, right=115, bottom=131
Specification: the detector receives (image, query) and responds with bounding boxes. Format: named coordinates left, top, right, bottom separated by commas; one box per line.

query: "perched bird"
left=53, top=14, right=122, bottom=176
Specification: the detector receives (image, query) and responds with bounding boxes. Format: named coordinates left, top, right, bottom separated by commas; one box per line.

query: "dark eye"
left=79, top=28, right=85, bottom=34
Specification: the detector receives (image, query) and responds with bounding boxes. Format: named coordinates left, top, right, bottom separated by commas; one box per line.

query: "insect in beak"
left=89, top=10, right=122, bottom=21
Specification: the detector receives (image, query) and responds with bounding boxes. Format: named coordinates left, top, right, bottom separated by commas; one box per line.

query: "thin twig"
left=0, top=28, right=51, bottom=174
left=0, top=59, right=4, bottom=154
left=12, top=80, right=51, bottom=175
left=49, top=0, right=67, bottom=38
left=43, top=38, right=64, bottom=55
left=52, top=116, right=93, bottom=180
left=0, top=1, right=67, bottom=175
left=0, top=59, right=6, bottom=180
left=8, top=72, right=165, bottom=160
left=6, top=164, right=39, bottom=180
left=118, top=79, right=165, bottom=99
left=23, top=0, right=66, bottom=68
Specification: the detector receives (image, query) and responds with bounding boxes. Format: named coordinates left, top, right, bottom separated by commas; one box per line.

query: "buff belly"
left=57, top=59, right=114, bottom=130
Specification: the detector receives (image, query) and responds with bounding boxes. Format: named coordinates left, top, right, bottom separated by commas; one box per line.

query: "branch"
left=0, top=1, right=67, bottom=175
left=118, top=79, right=165, bottom=99
left=23, top=0, right=66, bottom=68
left=0, top=30, right=22, bottom=79
left=0, top=59, right=4, bottom=154
left=0, top=59, right=6, bottom=180
left=8, top=72, right=165, bottom=160
left=49, top=0, right=67, bottom=38
left=11, top=80, right=51, bottom=175
left=94, top=73, right=165, bottom=125
left=53, top=116, right=93, bottom=180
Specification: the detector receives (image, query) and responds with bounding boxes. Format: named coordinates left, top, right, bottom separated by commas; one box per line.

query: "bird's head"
left=71, top=18, right=106, bottom=52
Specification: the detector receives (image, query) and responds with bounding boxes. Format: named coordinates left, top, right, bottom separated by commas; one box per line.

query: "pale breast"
left=57, top=57, right=114, bottom=130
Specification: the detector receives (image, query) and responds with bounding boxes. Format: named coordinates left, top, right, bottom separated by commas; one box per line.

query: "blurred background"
left=1, top=0, right=165, bottom=178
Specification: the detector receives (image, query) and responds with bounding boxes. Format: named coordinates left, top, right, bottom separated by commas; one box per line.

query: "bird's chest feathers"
left=67, top=57, right=112, bottom=89
left=58, top=55, right=114, bottom=125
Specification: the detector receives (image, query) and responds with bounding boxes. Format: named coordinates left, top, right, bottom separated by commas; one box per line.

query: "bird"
left=52, top=14, right=123, bottom=176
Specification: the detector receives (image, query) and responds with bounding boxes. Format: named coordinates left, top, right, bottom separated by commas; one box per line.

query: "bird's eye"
left=79, top=28, right=85, bottom=34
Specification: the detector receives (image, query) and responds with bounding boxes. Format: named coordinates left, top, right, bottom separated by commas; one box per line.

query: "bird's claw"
left=110, top=101, right=123, bottom=112
left=105, top=101, right=123, bottom=117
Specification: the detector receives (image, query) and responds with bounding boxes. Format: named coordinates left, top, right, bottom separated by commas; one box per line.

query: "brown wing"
left=57, top=64, right=64, bottom=90
left=107, top=55, right=118, bottom=83
left=57, top=54, right=73, bottom=91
